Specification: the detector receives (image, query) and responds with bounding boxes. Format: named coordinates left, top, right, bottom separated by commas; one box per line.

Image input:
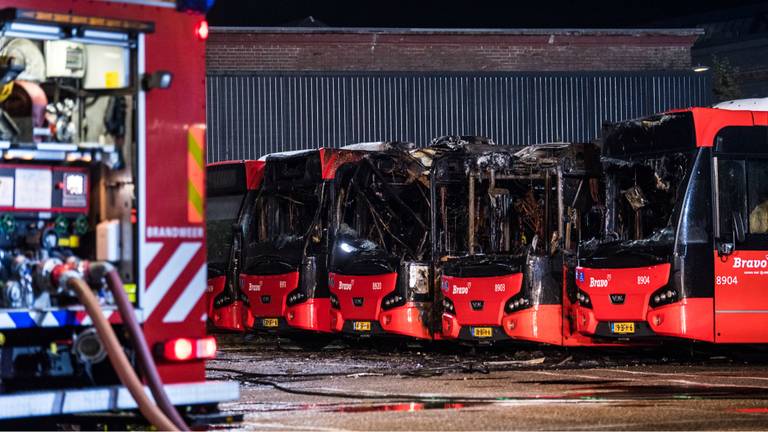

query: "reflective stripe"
left=96, top=0, right=175, bottom=7
left=163, top=264, right=207, bottom=323
left=0, top=381, right=239, bottom=420
left=0, top=308, right=142, bottom=330
left=187, top=124, right=205, bottom=223
left=143, top=242, right=201, bottom=318
left=0, top=313, right=15, bottom=328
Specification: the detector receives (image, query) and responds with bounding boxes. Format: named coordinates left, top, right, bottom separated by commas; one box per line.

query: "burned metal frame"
left=429, top=137, right=525, bottom=266
left=430, top=136, right=604, bottom=343
left=580, top=114, right=700, bottom=268
left=245, top=150, right=326, bottom=276
left=330, top=151, right=429, bottom=266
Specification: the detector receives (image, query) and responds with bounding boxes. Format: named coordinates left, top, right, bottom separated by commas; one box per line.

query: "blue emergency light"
left=177, top=0, right=216, bottom=13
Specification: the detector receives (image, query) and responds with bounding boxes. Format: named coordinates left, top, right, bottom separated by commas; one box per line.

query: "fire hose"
left=54, top=262, right=188, bottom=431
left=88, top=262, right=190, bottom=431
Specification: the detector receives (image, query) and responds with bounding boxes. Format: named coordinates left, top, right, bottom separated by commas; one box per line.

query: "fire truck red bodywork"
left=0, top=1, right=238, bottom=417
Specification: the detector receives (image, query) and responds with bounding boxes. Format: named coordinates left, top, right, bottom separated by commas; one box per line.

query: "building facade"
left=206, top=27, right=711, bottom=162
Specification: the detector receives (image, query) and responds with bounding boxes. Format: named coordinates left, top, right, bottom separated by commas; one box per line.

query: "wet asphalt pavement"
left=208, top=334, right=768, bottom=430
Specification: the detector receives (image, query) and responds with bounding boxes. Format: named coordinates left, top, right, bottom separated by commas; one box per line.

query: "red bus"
left=240, top=148, right=379, bottom=346
left=496, top=143, right=610, bottom=346
left=206, top=159, right=264, bottom=331
left=574, top=107, right=768, bottom=343
left=431, top=136, right=524, bottom=343
left=327, top=142, right=432, bottom=339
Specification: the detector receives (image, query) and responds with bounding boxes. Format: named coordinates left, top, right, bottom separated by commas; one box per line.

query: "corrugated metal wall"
left=206, top=71, right=712, bottom=162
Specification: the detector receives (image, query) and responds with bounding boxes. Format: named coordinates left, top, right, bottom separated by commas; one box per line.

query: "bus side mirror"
left=717, top=241, right=734, bottom=257
left=732, top=212, right=746, bottom=243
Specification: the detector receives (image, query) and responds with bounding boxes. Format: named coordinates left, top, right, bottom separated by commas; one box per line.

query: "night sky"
left=207, top=0, right=768, bottom=28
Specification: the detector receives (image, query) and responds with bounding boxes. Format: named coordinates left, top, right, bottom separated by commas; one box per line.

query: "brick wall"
left=207, top=29, right=701, bottom=72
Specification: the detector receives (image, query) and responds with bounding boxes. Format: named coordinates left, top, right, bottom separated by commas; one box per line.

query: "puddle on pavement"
left=243, top=382, right=768, bottom=415
left=331, top=402, right=471, bottom=413
left=566, top=384, right=768, bottom=400
left=734, top=408, right=768, bottom=414
left=244, top=382, right=768, bottom=414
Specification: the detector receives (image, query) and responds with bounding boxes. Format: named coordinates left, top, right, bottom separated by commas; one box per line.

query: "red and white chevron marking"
left=140, top=240, right=207, bottom=323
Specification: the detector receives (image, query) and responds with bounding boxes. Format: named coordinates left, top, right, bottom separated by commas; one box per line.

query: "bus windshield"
left=249, top=184, right=322, bottom=252
left=206, top=194, right=245, bottom=272
left=585, top=112, right=698, bottom=260
left=330, top=153, right=430, bottom=274
left=603, top=151, right=694, bottom=244
left=432, top=147, right=529, bottom=274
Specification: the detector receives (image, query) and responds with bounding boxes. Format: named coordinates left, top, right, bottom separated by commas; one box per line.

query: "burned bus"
left=327, top=142, right=433, bottom=339
left=431, top=137, right=523, bottom=342
left=574, top=107, right=768, bottom=343
left=501, top=143, right=607, bottom=346
left=239, top=150, right=333, bottom=337
left=206, top=160, right=264, bottom=332
left=239, top=147, right=372, bottom=343
left=432, top=137, right=607, bottom=344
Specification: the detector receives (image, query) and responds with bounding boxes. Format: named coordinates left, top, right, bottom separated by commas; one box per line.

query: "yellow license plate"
left=472, top=327, right=493, bottom=338
left=353, top=321, right=371, bottom=331
left=611, top=322, right=635, bottom=334
left=262, top=318, right=279, bottom=328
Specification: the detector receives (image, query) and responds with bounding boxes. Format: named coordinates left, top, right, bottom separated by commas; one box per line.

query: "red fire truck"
left=0, top=0, right=237, bottom=423
left=574, top=106, right=768, bottom=343
left=206, top=160, right=264, bottom=332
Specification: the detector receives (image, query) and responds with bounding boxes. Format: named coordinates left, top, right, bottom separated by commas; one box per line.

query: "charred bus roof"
left=262, top=149, right=323, bottom=188
left=511, top=142, right=601, bottom=177
left=207, top=160, right=264, bottom=197
left=602, top=112, right=696, bottom=160
left=602, top=107, right=768, bottom=160
left=429, top=136, right=521, bottom=182
left=261, top=142, right=415, bottom=187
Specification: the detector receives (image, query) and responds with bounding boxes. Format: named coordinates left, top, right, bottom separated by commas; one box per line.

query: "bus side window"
left=747, top=160, right=768, bottom=235
left=717, top=159, right=747, bottom=241
left=715, top=126, right=768, bottom=239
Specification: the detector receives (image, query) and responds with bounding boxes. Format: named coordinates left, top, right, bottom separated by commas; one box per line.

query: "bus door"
left=713, top=126, right=768, bottom=343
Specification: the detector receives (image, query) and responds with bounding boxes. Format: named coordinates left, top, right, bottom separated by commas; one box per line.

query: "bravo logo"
left=338, top=280, right=354, bottom=291
left=248, top=281, right=263, bottom=292
left=589, top=274, right=611, bottom=288
left=733, top=256, right=768, bottom=269
left=452, top=281, right=471, bottom=295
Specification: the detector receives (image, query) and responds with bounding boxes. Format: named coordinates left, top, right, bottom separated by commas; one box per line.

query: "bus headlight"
left=407, top=263, right=429, bottom=295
